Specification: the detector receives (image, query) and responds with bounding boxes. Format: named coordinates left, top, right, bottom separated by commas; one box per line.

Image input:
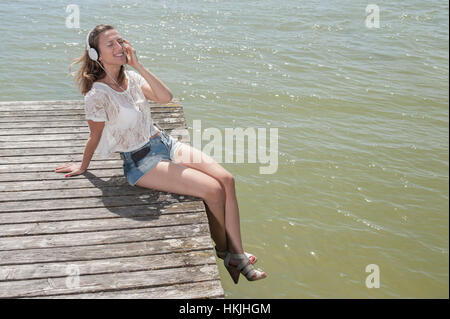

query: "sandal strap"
left=225, top=253, right=247, bottom=268
left=240, top=262, right=263, bottom=280
left=230, top=253, right=254, bottom=273
left=244, top=267, right=257, bottom=279
left=224, top=252, right=233, bottom=267
left=215, top=247, right=255, bottom=261
left=224, top=252, right=264, bottom=280
left=241, top=263, right=254, bottom=276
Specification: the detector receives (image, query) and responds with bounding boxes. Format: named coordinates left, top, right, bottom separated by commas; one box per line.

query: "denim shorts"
left=120, top=130, right=183, bottom=187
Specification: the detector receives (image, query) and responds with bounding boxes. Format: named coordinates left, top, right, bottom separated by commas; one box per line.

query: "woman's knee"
left=202, top=178, right=226, bottom=205
left=216, top=171, right=235, bottom=191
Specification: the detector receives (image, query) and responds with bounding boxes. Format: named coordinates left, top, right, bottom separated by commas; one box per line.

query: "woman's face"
left=97, top=29, right=126, bottom=65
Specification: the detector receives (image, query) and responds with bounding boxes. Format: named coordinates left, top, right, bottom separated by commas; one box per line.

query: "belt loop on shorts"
left=150, top=130, right=161, bottom=139
left=120, top=152, right=128, bottom=161
left=154, top=122, right=163, bottom=131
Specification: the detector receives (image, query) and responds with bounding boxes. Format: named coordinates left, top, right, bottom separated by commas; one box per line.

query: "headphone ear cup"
left=88, top=48, right=98, bottom=61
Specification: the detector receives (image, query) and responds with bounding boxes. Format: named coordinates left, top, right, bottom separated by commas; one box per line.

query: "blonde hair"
left=69, top=24, right=126, bottom=96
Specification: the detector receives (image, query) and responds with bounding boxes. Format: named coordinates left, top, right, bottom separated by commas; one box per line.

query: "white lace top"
left=84, top=70, right=160, bottom=158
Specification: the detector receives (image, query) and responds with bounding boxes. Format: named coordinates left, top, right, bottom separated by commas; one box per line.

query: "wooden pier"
left=0, top=99, right=225, bottom=298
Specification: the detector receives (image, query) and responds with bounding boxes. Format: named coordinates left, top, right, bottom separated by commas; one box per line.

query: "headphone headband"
left=86, top=29, right=99, bottom=61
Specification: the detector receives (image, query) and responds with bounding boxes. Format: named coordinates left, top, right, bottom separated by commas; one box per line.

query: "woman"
left=55, top=24, right=266, bottom=284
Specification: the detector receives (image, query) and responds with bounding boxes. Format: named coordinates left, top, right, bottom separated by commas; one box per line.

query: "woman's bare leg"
left=204, top=203, right=227, bottom=251
left=134, top=160, right=228, bottom=251
left=172, top=143, right=245, bottom=254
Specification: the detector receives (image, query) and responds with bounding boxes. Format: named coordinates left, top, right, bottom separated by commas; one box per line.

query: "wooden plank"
left=0, top=103, right=182, bottom=111
left=0, top=264, right=220, bottom=298
left=1, top=155, right=206, bottom=173
left=0, top=168, right=162, bottom=182
left=0, top=192, right=199, bottom=213
left=0, top=126, right=186, bottom=137
left=0, top=223, right=210, bottom=250
left=0, top=99, right=181, bottom=107
left=0, top=116, right=185, bottom=126
left=0, top=250, right=216, bottom=281
left=0, top=110, right=184, bottom=118
left=0, top=176, right=199, bottom=191
left=0, top=168, right=130, bottom=182
left=0, top=139, right=190, bottom=156
left=0, top=212, right=208, bottom=237
left=0, top=235, right=213, bottom=265
left=0, top=176, right=130, bottom=190
left=0, top=100, right=84, bottom=106
left=0, top=201, right=204, bottom=224
left=0, top=121, right=186, bottom=130
left=0, top=161, right=128, bottom=172
left=0, top=183, right=201, bottom=202
left=0, top=131, right=190, bottom=157
left=0, top=174, right=203, bottom=192
left=32, top=280, right=224, bottom=299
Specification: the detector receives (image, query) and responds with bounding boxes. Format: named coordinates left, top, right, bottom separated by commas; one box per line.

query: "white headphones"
left=86, top=29, right=99, bottom=61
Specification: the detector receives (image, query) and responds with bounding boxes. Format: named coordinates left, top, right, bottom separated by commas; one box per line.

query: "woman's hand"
left=121, top=39, right=139, bottom=69
left=54, top=163, right=86, bottom=178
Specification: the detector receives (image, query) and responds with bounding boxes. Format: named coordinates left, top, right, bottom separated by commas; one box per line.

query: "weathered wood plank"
left=32, top=280, right=224, bottom=299
left=0, top=174, right=203, bottom=192
left=0, top=201, right=204, bottom=224
left=0, top=121, right=184, bottom=135
left=0, top=141, right=193, bottom=165
left=0, top=110, right=185, bottom=118
left=0, top=121, right=186, bottom=131
left=0, top=183, right=200, bottom=202
left=0, top=115, right=185, bottom=125
left=0, top=126, right=185, bottom=138
left=0, top=99, right=181, bottom=107
left=0, top=156, right=206, bottom=173
left=0, top=117, right=185, bottom=127
left=0, top=250, right=216, bottom=281
left=0, top=168, right=128, bottom=182
left=0, top=264, right=220, bottom=298
left=0, top=175, right=130, bottom=190
left=0, top=235, right=213, bottom=265
left=0, top=223, right=210, bottom=250
left=1, top=160, right=128, bottom=171
left=0, top=176, right=130, bottom=190
left=0, top=103, right=182, bottom=111
left=0, top=212, right=208, bottom=237
left=0, top=132, right=189, bottom=157
left=0, top=192, right=200, bottom=213
left=0, top=100, right=85, bottom=106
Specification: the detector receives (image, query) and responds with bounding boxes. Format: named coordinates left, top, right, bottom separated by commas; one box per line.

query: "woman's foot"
left=224, top=252, right=267, bottom=284
left=215, top=246, right=257, bottom=264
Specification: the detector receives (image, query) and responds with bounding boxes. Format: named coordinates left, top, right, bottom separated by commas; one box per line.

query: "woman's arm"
left=80, top=136, right=102, bottom=171
left=134, top=62, right=173, bottom=104
left=54, top=136, right=99, bottom=177
left=55, top=122, right=103, bottom=177
left=121, top=39, right=173, bottom=103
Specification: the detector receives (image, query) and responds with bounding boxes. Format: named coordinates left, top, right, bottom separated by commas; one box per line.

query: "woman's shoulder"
left=86, top=83, right=109, bottom=97
left=84, top=84, right=110, bottom=105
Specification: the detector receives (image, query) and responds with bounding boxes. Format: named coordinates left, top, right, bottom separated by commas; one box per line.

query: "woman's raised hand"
left=121, top=39, right=139, bottom=68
